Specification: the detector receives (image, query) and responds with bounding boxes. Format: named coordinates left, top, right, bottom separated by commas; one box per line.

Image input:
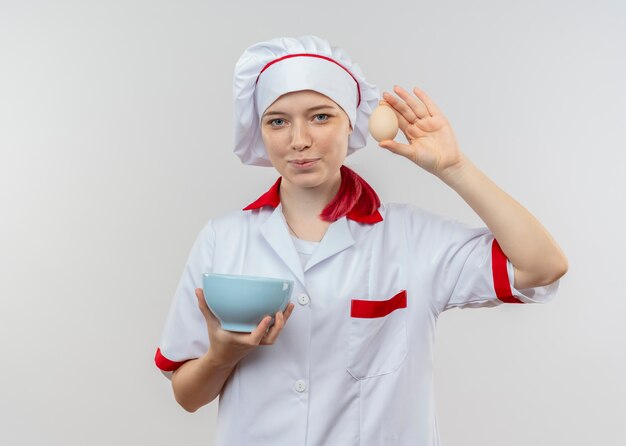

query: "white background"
left=1, top=0, right=625, bottom=444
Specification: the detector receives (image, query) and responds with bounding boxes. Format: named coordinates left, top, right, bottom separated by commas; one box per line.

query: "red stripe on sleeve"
left=492, top=239, right=524, bottom=304
left=351, top=290, right=407, bottom=318
left=154, top=348, right=188, bottom=372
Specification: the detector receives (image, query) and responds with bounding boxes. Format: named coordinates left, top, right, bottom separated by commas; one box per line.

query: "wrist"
left=201, top=347, right=240, bottom=371
left=436, top=154, right=474, bottom=189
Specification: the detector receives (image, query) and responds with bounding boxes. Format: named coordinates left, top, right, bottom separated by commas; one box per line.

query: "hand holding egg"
left=372, top=85, right=463, bottom=178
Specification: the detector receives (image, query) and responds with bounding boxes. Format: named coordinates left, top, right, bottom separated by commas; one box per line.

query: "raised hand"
left=378, top=85, right=464, bottom=178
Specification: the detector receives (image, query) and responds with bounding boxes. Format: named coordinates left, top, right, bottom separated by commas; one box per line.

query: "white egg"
left=368, top=105, right=399, bottom=142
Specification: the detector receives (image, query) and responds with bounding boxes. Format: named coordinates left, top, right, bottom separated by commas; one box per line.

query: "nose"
left=290, top=122, right=311, bottom=151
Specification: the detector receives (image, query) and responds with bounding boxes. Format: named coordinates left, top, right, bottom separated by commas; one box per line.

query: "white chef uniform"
left=155, top=175, right=559, bottom=446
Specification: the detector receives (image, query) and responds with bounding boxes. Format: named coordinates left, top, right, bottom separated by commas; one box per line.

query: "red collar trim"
left=243, top=177, right=283, bottom=210
left=243, top=177, right=383, bottom=224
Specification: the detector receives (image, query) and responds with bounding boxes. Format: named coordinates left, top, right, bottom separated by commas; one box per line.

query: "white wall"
left=1, top=0, right=624, bottom=444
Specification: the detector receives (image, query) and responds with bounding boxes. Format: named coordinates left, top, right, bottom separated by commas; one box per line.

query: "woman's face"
left=260, top=90, right=352, bottom=190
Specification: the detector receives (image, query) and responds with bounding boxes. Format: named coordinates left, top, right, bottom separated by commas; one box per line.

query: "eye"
left=313, top=114, right=329, bottom=122
left=269, top=118, right=285, bottom=127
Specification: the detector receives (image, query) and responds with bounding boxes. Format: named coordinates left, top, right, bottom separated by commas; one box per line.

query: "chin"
left=291, top=176, right=324, bottom=188
left=285, top=172, right=327, bottom=188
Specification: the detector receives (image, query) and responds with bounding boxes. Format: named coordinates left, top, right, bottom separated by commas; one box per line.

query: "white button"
left=294, top=380, right=307, bottom=393
left=297, top=293, right=310, bottom=305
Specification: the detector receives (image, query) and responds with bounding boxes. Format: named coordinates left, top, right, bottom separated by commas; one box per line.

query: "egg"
left=368, top=105, right=399, bottom=142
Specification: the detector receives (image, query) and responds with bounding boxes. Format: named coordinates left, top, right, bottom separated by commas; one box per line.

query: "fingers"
left=383, top=86, right=441, bottom=126
left=195, top=288, right=208, bottom=315
left=197, top=293, right=296, bottom=347
left=391, top=85, right=431, bottom=120
left=260, top=303, right=296, bottom=345
left=378, top=139, right=416, bottom=161
left=261, top=313, right=283, bottom=345
left=283, top=302, right=295, bottom=321
left=411, top=87, right=442, bottom=117
left=195, top=288, right=220, bottom=328
left=250, top=315, right=273, bottom=344
left=382, top=91, right=420, bottom=126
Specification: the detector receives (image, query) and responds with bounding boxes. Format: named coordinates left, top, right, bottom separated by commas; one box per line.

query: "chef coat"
left=155, top=177, right=559, bottom=445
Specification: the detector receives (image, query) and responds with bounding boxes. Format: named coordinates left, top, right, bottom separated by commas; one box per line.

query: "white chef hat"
left=233, top=35, right=380, bottom=166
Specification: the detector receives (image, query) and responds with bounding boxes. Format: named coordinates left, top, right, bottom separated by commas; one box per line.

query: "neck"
left=279, top=171, right=342, bottom=221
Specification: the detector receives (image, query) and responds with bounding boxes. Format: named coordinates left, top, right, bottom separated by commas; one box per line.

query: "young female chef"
left=155, top=35, right=568, bottom=445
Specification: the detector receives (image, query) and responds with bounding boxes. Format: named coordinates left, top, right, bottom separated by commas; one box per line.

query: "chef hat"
left=233, top=35, right=380, bottom=166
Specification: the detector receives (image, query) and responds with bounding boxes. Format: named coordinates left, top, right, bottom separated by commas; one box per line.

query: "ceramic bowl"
left=202, top=273, right=294, bottom=332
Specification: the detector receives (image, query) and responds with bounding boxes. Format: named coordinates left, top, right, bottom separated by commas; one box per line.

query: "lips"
left=290, top=158, right=319, bottom=164
left=289, top=158, right=320, bottom=169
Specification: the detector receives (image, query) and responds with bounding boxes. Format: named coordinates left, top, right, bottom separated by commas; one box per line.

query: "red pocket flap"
left=351, top=290, right=407, bottom=318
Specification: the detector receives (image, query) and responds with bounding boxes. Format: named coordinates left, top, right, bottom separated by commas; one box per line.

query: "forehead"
left=264, top=89, right=340, bottom=113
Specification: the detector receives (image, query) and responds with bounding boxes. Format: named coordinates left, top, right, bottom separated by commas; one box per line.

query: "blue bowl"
left=202, top=273, right=294, bottom=332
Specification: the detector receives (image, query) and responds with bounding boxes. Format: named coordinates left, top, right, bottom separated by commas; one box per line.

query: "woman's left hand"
left=379, top=85, right=464, bottom=178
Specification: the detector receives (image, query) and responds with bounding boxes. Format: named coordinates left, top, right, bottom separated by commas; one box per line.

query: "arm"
left=172, top=288, right=296, bottom=413
left=438, top=156, right=568, bottom=289
left=172, top=349, right=238, bottom=412
left=379, top=86, right=568, bottom=289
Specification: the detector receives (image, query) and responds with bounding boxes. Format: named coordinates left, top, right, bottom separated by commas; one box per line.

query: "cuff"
left=154, top=347, right=188, bottom=372
left=492, top=239, right=524, bottom=303
left=492, top=239, right=560, bottom=304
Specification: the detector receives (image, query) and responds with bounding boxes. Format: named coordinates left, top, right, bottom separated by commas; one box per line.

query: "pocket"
left=346, top=290, right=408, bottom=380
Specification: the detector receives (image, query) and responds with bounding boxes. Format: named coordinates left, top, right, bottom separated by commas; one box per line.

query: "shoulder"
left=379, top=202, right=451, bottom=226
left=379, top=202, right=488, bottom=239
left=207, top=207, right=273, bottom=235
left=212, top=208, right=250, bottom=227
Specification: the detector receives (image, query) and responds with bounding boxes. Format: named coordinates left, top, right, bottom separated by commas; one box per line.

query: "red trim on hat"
left=351, top=290, right=407, bottom=318
left=492, top=239, right=524, bottom=303
left=243, top=175, right=382, bottom=223
left=154, top=348, right=188, bottom=372
left=256, top=53, right=362, bottom=107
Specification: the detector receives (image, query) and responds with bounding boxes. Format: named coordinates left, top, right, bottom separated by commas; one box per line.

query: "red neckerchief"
left=243, top=176, right=383, bottom=224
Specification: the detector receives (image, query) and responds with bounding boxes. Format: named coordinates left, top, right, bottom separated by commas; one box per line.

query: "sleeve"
left=411, top=211, right=559, bottom=314
left=154, top=219, right=216, bottom=379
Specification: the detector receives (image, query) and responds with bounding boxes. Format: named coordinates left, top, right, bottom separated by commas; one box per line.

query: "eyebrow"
left=262, top=105, right=336, bottom=119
